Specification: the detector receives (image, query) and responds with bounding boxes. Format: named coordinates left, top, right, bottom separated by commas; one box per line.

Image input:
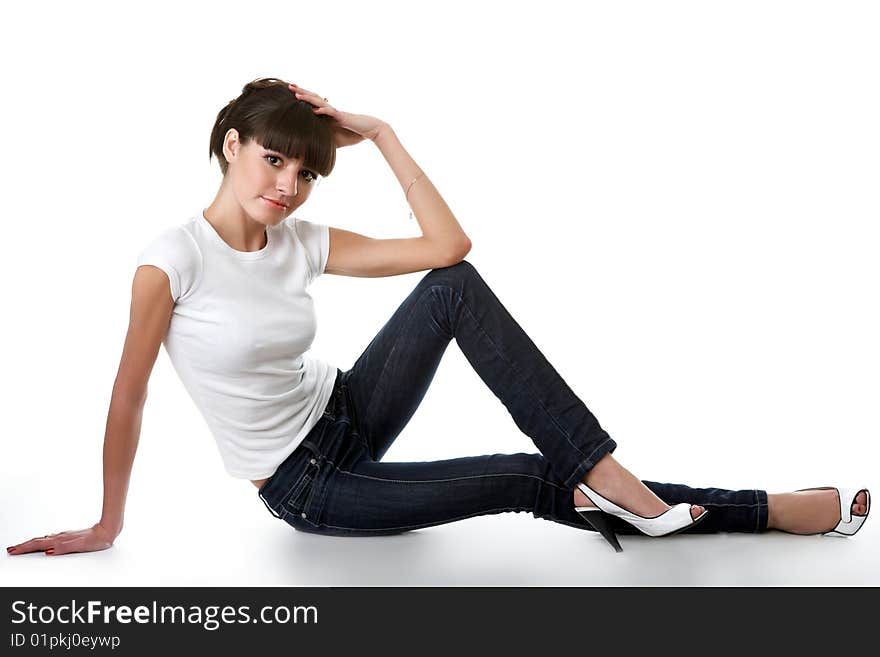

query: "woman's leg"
left=343, top=260, right=617, bottom=489
left=314, top=261, right=707, bottom=534
left=305, top=447, right=765, bottom=535
left=302, top=438, right=865, bottom=535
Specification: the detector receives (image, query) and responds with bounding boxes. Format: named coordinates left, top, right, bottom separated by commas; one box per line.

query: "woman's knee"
left=419, top=259, right=478, bottom=288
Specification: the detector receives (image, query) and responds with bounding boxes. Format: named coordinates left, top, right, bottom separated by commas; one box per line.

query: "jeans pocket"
left=284, top=462, right=321, bottom=522
left=287, top=475, right=312, bottom=509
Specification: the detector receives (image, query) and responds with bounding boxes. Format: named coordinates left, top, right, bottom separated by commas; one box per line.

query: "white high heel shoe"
left=575, top=482, right=709, bottom=553
left=793, top=486, right=871, bottom=537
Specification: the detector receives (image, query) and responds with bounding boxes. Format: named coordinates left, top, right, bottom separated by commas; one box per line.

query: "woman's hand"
left=289, top=83, right=388, bottom=147
left=6, top=523, right=118, bottom=557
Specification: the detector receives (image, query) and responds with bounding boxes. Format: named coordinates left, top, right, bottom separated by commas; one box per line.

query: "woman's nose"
left=278, top=174, right=297, bottom=197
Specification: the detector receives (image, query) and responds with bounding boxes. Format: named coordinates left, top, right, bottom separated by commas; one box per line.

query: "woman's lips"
left=262, top=197, right=286, bottom=210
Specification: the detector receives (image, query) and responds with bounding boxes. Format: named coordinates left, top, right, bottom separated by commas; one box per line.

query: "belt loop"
left=300, top=439, right=323, bottom=460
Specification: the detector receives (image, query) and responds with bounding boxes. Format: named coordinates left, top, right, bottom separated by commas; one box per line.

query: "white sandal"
left=575, top=482, right=709, bottom=552
left=793, top=486, right=871, bottom=537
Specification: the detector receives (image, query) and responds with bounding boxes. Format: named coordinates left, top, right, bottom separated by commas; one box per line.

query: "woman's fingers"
left=295, top=91, right=326, bottom=106
left=8, top=529, right=94, bottom=555
left=289, top=83, right=322, bottom=99
left=290, top=86, right=330, bottom=107
left=289, top=83, right=312, bottom=96
left=7, top=535, right=52, bottom=554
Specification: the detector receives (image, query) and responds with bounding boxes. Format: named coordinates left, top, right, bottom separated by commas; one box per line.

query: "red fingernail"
left=46, top=549, right=54, bottom=555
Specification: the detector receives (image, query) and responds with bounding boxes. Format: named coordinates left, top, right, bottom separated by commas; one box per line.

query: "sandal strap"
left=807, top=486, right=871, bottom=537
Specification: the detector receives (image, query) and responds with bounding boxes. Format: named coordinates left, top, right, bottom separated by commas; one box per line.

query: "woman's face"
left=223, top=129, right=321, bottom=223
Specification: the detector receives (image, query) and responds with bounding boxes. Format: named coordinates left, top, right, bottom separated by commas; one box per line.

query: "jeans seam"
left=335, top=466, right=568, bottom=490
left=432, top=283, right=593, bottom=465
left=318, top=505, right=530, bottom=533
left=694, top=503, right=763, bottom=507
left=312, top=464, right=567, bottom=533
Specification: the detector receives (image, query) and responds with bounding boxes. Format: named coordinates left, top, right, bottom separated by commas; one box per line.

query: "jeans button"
left=310, top=458, right=317, bottom=465
left=301, top=512, right=307, bottom=519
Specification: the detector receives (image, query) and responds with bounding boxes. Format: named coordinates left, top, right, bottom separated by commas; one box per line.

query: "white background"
left=2, top=0, right=877, bottom=585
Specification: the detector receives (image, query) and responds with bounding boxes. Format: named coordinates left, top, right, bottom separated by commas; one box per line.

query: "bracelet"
left=405, top=171, right=426, bottom=220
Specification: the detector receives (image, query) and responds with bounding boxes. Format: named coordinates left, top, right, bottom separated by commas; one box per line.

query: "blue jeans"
left=258, top=261, right=769, bottom=536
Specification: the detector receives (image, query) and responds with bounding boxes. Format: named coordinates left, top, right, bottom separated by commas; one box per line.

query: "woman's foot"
left=767, top=488, right=869, bottom=534
left=573, top=452, right=705, bottom=521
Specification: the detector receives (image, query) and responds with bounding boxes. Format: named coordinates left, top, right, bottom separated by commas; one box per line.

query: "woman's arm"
left=289, top=87, right=472, bottom=278
left=372, top=124, right=471, bottom=254
left=7, top=266, right=173, bottom=557
left=323, top=124, right=474, bottom=278
left=289, top=83, right=471, bottom=257
left=98, top=394, right=147, bottom=538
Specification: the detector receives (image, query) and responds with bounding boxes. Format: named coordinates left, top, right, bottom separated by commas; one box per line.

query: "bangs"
left=250, top=102, right=336, bottom=178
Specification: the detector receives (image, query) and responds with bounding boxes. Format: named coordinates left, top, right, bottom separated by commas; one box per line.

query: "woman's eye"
left=265, top=155, right=316, bottom=182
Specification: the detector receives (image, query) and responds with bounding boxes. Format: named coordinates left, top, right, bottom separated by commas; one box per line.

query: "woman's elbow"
left=448, top=238, right=472, bottom=264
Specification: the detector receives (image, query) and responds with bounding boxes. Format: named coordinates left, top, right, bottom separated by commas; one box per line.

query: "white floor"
left=3, top=490, right=877, bottom=587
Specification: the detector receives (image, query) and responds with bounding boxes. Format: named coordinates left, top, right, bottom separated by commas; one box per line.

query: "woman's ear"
left=223, top=128, right=240, bottom=163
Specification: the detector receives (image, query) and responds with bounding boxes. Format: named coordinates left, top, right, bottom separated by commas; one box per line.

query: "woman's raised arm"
left=7, top=265, right=174, bottom=557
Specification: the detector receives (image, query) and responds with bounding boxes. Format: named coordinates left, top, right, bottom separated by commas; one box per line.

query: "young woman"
left=7, top=78, right=869, bottom=557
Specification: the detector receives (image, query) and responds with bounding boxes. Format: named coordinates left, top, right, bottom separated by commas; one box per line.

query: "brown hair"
left=209, top=77, right=336, bottom=178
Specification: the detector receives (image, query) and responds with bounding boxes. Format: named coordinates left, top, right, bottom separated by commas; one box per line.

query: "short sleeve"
left=135, top=227, right=202, bottom=303
left=294, top=218, right=330, bottom=282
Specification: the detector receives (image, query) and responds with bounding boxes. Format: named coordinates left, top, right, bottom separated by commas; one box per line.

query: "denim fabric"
left=258, top=261, right=769, bottom=536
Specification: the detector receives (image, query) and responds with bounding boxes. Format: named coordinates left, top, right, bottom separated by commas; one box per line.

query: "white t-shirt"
left=135, top=212, right=338, bottom=479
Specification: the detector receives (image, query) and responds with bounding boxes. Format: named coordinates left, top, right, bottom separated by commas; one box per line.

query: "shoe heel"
left=577, top=509, right=623, bottom=553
